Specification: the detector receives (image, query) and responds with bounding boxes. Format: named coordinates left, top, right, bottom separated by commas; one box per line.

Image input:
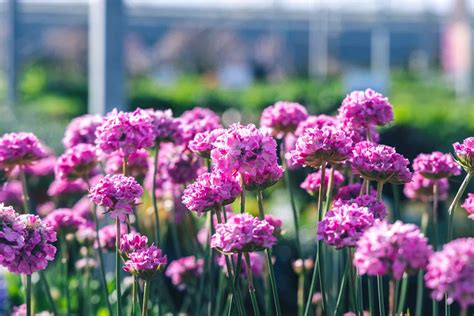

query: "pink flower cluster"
left=44, top=208, right=87, bottom=235
left=301, top=168, right=345, bottom=195
left=189, top=129, right=225, bottom=158
left=148, top=109, right=183, bottom=144
left=352, top=141, right=412, bottom=184
left=338, top=89, right=393, bottom=128
left=287, top=126, right=353, bottom=168
left=89, top=174, right=143, bottom=222
left=260, top=101, right=308, bottom=138
left=179, top=107, right=222, bottom=144
left=105, top=149, right=149, bottom=179
left=353, top=221, right=432, bottom=280
left=211, top=213, right=277, bottom=253
left=95, top=108, right=155, bottom=157
left=0, top=181, right=23, bottom=211
left=120, top=232, right=149, bottom=258
left=404, top=173, right=449, bottom=202
left=216, top=252, right=266, bottom=278
left=165, top=256, right=204, bottom=290
left=241, top=163, right=284, bottom=191
left=63, top=114, right=102, bottom=148
left=159, top=144, right=202, bottom=185
left=412, top=151, right=461, bottom=179
left=96, top=223, right=130, bottom=251
left=425, top=238, right=474, bottom=308
left=0, top=132, right=47, bottom=170
left=0, top=204, right=26, bottom=270
left=334, top=183, right=375, bottom=201
left=453, top=137, right=474, bottom=172
left=55, top=144, right=97, bottom=180
left=182, top=171, right=241, bottom=216
left=294, top=115, right=338, bottom=137
left=461, top=193, right=474, bottom=220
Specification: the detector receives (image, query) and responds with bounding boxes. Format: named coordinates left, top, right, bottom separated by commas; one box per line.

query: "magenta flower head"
left=0, top=181, right=24, bottom=212
left=453, top=137, right=474, bottom=173
left=341, top=123, right=380, bottom=144
left=461, top=193, right=474, bottom=220
left=95, top=108, right=155, bottom=157
left=334, top=183, right=376, bottom=201
left=63, top=114, right=102, bottom=148
left=159, top=143, right=202, bottom=185
left=352, top=141, right=412, bottom=184
left=105, top=149, right=149, bottom=179
left=120, top=232, right=148, bottom=259
left=182, top=171, right=241, bottom=216
left=353, top=221, right=432, bottom=280
left=0, top=204, right=25, bottom=269
left=241, top=162, right=284, bottom=191
left=260, top=101, right=308, bottom=138
left=179, top=107, right=222, bottom=144
left=55, top=144, right=97, bottom=181
left=148, top=109, right=183, bottom=144
left=211, top=213, right=277, bottom=254
left=338, top=89, right=393, bottom=128
left=412, top=151, right=461, bottom=179
left=123, top=245, right=167, bottom=280
left=404, top=173, right=449, bottom=202
left=301, top=168, right=345, bottom=196
left=287, top=126, right=353, bottom=169
left=44, top=208, right=87, bottom=235
left=211, top=123, right=278, bottom=178
left=264, top=214, right=283, bottom=238
left=9, top=214, right=57, bottom=274
left=47, top=178, right=87, bottom=197
left=425, top=238, right=474, bottom=308
left=217, top=252, right=266, bottom=277
left=294, top=115, right=339, bottom=137
left=0, top=132, right=47, bottom=171
left=96, top=223, right=130, bottom=251
left=189, top=128, right=225, bottom=159
left=165, top=256, right=204, bottom=290
left=89, top=174, right=143, bottom=222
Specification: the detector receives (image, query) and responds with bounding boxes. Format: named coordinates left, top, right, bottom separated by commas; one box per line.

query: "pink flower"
left=89, top=174, right=143, bottom=222
left=148, top=109, right=183, bottom=144
left=453, top=137, right=474, bottom=172
left=23, top=155, right=56, bottom=177
left=159, top=143, right=203, bottom=185
left=55, top=144, right=97, bottom=181
left=353, top=221, right=432, bottom=280
left=241, top=162, right=284, bottom=191
left=301, top=168, right=345, bottom=196
left=352, top=141, right=412, bottom=184
left=260, top=101, right=308, bottom=138
left=9, top=214, right=57, bottom=274
left=461, top=193, right=474, bottom=220
left=265, top=214, right=283, bottom=238
left=217, top=252, right=266, bottom=278
left=341, top=123, right=380, bottom=144
left=413, top=151, right=461, bottom=179
left=211, top=213, right=277, bottom=253
left=338, top=89, right=393, bottom=128
left=0, top=204, right=25, bottom=269
left=182, top=171, right=241, bottom=216
left=179, top=107, right=222, bottom=144
left=189, top=128, right=225, bottom=159
left=96, top=223, right=130, bottom=251
left=105, top=149, right=149, bottom=179
left=63, top=114, right=102, bottom=149
left=165, top=256, right=204, bottom=290
left=404, top=173, right=449, bottom=202
left=95, top=108, right=155, bottom=157
left=287, top=126, right=353, bottom=168
left=211, top=123, right=278, bottom=178
left=44, top=208, right=87, bottom=235
left=47, top=178, right=87, bottom=197
left=123, top=245, right=167, bottom=280
left=425, top=238, right=474, bottom=308
left=0, top=132, right=47, bottom=170
left=334, top=183, right=376, bottom=201
left=294, top=115, right=339, bottom=137
left=0, top=181, right=23, bottom=212
left=120, top=232, right=149, bottom=258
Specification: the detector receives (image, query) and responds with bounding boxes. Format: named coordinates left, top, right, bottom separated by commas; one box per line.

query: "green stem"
left=415, top=208, right=429, bottom=316
left=390, top=279, right=400, bottom=316
left=376, top=181, right=384, bottom=201
left=304, top=250, right=319, bottom=316
left=397, top=274, right=408, bottom=314
left=60, top=237, right=71, bottom=315
left=132, top=277, right=137, bottom=316
left=26, top=274, right=32, bottom=316
left=208, top=210, right=215, bottom=316
left=391, top=184, right=400, bottom=221
left=245, top=253, right=261, bottom=316
left=151, top=144, right=161, bottom=245
left=297, top=273, right=304, bottom=316
left=142, top=280, right=151, bottom=316
left=377, top=276, right=386, bottom=316
left=215, top=271, right=225, bottom=316
left=432, top=182, right=439, bottom=250
left=19, top=167, right=29, bottom=214
left=447, top=172, right=473, bottom=241
left=38, top=271, right=58, bottom=316
left=368, top=277, right=376, bottom=316
left=333, top=254, right=350, bottom=316
left=116, top=219, right=123, bottom=316
left=347, top=248, right=358, bottom=313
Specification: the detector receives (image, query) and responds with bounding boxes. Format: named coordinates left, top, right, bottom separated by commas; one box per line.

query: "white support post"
left=6, top=0, right=18, bottom=107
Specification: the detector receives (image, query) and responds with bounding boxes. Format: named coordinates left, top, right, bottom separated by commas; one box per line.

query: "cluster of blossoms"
left=147, top=109, right=183, bottom=144
left=294, top=115, right=338, bottom=137
left=352, top=141, right=412, bottom=184
left=3, top=208, right=57, bottom=275
left=334, top=183, right=375, bottom=201
left=0, top=132, right=47, bottom=171
left=211, top=213, right=277, bottom=253
left=55, top=144, right=97, bottom=180
left=462, top=193, right=474, bottom=220
left=260, top=101, right=308, bottom=138
left=89, top=174, right=143, bottom=222
left=44, top=208, right=87, bottom=235
left=189, top=129, right=226, bottom=159
left=97, top=223, right=130, bottom=251
left=217, top=252, right=266, bottom=277
left=0, top=181, right=23, bottom=212
left=301, top=168, right=345, bottom=195
left=404, top=173, right=449, bottom=202
left=453, top=137, right=474, bottom=172
left=120, top=232, right=167, bottom=280
left=159, top=144, right=203, bottom=185
left=63, top=114, right=102, bottom=148
left=178, top=107, right=222, bottom=144
left=165, top=256, right=204, bottom=290
left=353, top=221, right=432, bottom=279
left=424, top=238, right=474, bottom=308
left=318, top=195, right=387, bottom=248
left=412, top=151, right=461, bottom=179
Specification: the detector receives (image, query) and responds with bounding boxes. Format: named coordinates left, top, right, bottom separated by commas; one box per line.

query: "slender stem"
left=376, top=181, right=384, bottom=201
left=460, top=307, right=467, bottom=316
left=257, top=190, right=282, bottom=316
left=26, top=274, right=32, bottom=316
left=208, top=209, right=215, bottom=316
left=132, top=277, right=137, bottom=316
left=19, top=167, right=29, bottom=214
left=151, top=144, right=161, bottom=244
left=245, top=253, right=261, bottom=316
left=142, top=280, right=151, bottom=316
left=116, top=219, right=123, bottom=316
left=377, top=276, right=386, bottom=316
left=390, top=279, right=400, bottom=316
left=304, top=249, right=319, bottom=316
left=397, top=274, right=408, bottom=314
left=447, top=172, right=473, bottom=241
left=347, top=248, right=358, bottom=313
left=391, top=184, right=400, bottom=221
left=61, top=238, right=71, bottom=316
left=368, top=277, right=376, bottom=316
left=432, top=181, right=439, bottom=250
left=240, top=184, right=246, bottom=214
left=333, top=254, right=350, bottom=316
left=297, top=274, right=304, bottom=316
left=215, top=271, right=225, bottom=316
left=415, top=207, right=429, bottom=316
left=39, top=271, right=58, bottom=316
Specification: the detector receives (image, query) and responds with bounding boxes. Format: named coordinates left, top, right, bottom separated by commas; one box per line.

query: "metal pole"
left=309, top=0, right=328, bottom=79
left=88, top=0, right=125, bottom=114
left=6, top=0, right=18, bottom=107
left=371, top=0, right=390, bottom=93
